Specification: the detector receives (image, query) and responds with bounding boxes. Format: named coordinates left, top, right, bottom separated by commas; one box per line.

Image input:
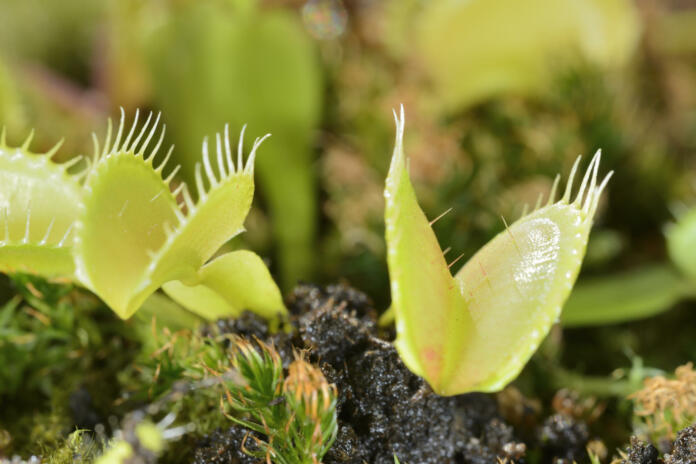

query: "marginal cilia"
left=0, top=110, right=286, bottom=320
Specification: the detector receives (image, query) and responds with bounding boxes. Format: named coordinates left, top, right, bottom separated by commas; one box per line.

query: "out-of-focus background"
left=2, top=0, right=696, bottom=455
left=1, top=0, right=696, bottom=338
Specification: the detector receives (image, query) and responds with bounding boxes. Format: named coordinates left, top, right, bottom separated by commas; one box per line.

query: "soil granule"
left=537, top=413, right=589, bottom=462
left=618, top=437, right=660, bottom=464
left=191, top=426, right=256, bottom=464
left=665, top=425, right=696, bottom=464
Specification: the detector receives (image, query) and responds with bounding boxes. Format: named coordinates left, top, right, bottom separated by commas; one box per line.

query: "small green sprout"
left=384, top=107, right=612, bottom=395
left=0, top=111, right=286, bottom=320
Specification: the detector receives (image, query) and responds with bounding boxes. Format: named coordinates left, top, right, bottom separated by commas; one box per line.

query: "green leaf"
left=561, top=264, right=693, bottom=327
left=385, top=108, right=612, bottom=395
left=666, top=206, right=696, bottom=282
left=0, top=131, right=83, bottom=279
left=162, top=250, right=286, bottom=320
left=161, top=280, right=234, bottom=321
left=137, top=127, right=261, bottom=307
left=0, top=111, right=286, bottom=323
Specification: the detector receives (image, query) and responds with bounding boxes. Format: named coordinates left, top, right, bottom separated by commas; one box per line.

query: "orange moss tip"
left=629, top=362, right=696, bottom=439
left=283, top=353, right=336, bottom=417
left=232, top=335, right=282, bottom=365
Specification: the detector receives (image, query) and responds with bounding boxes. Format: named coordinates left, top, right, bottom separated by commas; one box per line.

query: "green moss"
left=0, top=275, right=141, bottom=457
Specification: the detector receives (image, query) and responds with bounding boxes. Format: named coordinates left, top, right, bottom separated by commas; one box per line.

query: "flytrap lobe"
left=384, top=106, right=612, bottom=396
left=75, top=110, right=266, bottom=318
left=0, top=110, right=286, bottom=321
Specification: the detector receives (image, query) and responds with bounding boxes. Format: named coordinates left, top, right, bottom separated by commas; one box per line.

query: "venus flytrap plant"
left=75, top=110, right=271, bottom=319
left=384, top=107, right=612, bottom=395
left=148, top=0, right=323, bottom=289
left=0, top=110, right=286, bottom=321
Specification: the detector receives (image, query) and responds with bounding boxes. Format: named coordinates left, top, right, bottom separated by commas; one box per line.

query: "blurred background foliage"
left=1, top=0, right=696, bottom=457
left=0, top=0, right=695, bottom=356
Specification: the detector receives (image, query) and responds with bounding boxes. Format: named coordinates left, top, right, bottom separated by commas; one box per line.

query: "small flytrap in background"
left=383, top=107, right=612, bottom=395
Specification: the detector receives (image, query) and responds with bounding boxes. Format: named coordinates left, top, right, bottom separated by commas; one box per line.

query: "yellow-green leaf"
left=148, top=2, right=322, bottom=288
left=141, top=127, right=262, bottom=302
left=417, top=0, right=640, bottom=111
left=162, top=250, right=286, bottom=320
left=450, top=158, right=610, bottom=392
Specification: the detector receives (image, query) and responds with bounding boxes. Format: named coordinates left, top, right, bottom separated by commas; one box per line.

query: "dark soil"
left=616, top=426, right=696, bottom=464
left=68, top=387, right=103, bottom=431
left=537, top=413, right=589, bottom=462
left=191, top=426, right=256, bottom=464
left=618, top=437, right=660, bottom=464
left=664, top=425, right=696, bottom=464
left=189, top=283, right=696, bottom=464
left=291, top=284, right=525, bottom=464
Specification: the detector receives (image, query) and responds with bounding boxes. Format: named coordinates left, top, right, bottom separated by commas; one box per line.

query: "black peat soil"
left=190, top=284, right=603, bottom=464
left=616, top=426, right=696, bottom=464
